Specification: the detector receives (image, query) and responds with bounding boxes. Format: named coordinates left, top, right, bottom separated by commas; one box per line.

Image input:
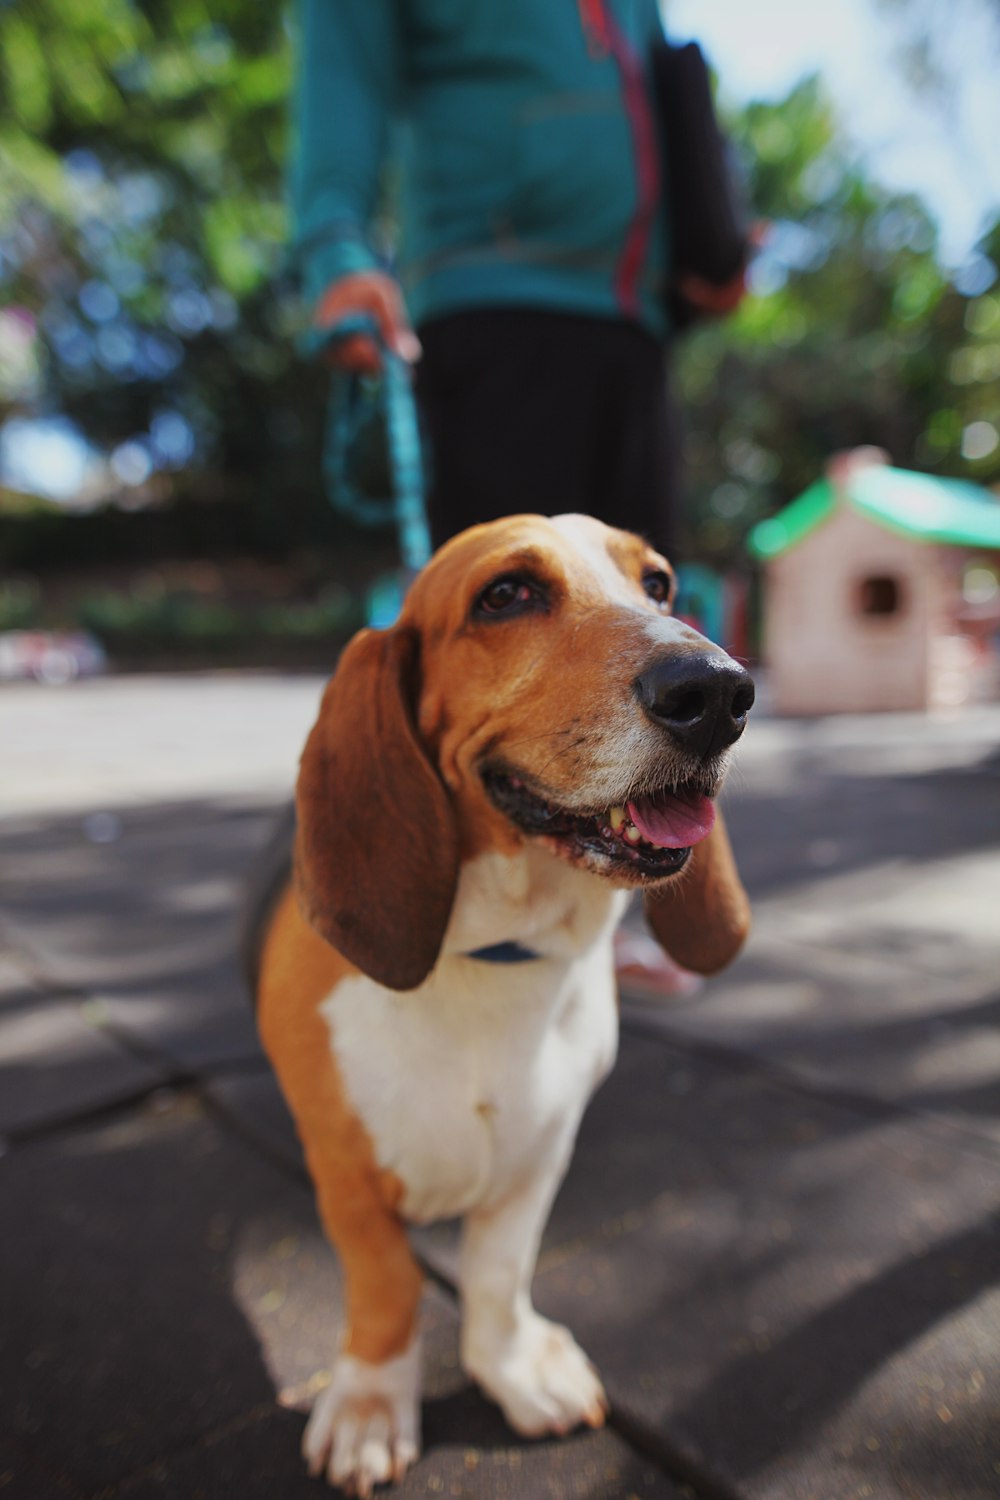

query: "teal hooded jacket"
left=292, top=0, right=672, bottom=339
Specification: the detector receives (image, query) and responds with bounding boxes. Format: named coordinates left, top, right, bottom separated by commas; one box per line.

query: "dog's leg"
left=258, top=889, right=424, bottom=1492
left=458, top=1167, right=608, bottom=1437
left=301, top=1173, right=424, bottom=1494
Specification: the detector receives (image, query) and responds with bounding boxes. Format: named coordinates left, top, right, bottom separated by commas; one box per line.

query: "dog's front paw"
left=302, top=1340, right=421, bottom=1495
left=465, top=1313, right=608, bottom=1438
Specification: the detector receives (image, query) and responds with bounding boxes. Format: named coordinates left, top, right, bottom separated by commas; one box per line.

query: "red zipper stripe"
left=578, top=0, right=610, bottom=54
left=599, top=4, right=660, bottom=319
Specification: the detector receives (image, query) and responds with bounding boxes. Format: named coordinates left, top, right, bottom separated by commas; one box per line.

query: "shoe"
left=614, top=930, right=703, bottom=1000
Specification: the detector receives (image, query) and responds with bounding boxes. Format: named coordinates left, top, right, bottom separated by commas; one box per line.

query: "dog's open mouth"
left=482, top=767, right=716, bottom=879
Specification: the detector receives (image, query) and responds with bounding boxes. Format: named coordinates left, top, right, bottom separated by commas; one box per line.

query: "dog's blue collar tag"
left=464, top=941, right=543, bottom=964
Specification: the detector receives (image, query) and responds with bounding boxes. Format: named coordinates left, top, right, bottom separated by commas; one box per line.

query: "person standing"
left=291, top=0, right=747, bottom=990
left=291, top=0, right=745, bottom=557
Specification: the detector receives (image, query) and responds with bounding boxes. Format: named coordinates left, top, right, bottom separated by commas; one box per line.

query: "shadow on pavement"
left=727, top=746, right=1000, bottom=901
left=2, top=747, right=999, bottom=1498
left=0, top=1093, right=320, bottom=1498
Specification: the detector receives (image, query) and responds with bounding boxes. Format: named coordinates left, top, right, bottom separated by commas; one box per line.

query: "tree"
left=0, top=0, right=357, bottom=557
left=3, top=13, right=998, bottom=579
left=675, top=77, right=1000, bottom=563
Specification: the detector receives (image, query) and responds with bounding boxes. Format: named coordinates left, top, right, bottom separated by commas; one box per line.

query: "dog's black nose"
left=635, top=653, right=755, bottom=760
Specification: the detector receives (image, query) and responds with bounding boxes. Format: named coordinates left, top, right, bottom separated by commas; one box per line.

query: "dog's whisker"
left=502, top=723, right=585, bottom=751
left=535, top=735, right=591, bottom=777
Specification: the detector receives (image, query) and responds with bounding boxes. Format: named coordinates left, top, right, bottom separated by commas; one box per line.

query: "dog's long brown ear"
left=295, top=626, right=459, bottom=991
left=643, top=810, right=750, bottom=975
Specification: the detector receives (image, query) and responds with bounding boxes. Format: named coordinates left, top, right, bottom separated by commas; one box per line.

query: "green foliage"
left=2, top=18, right=998, bottom=577
left=1, top=0, right=291, bottom=293
left=676, top=77, right=1000, bottom=563
left=0, top=579, right=42, bottom=630
left=76, top=583, right=360, bottom=651
left=0, top=0, right=320, bottom=539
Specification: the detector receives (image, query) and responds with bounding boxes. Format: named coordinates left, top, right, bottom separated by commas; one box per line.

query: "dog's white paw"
left=465, top=1313, right=608, bottom=1438
left=301, top=1340, right=421, bottom=1495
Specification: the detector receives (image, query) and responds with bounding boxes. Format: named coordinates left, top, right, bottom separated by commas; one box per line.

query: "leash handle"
left=313, top=314, right=433, bottom=572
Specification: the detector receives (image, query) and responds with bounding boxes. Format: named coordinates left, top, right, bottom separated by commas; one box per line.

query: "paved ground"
left=2, top=673, right=999, bottom=1500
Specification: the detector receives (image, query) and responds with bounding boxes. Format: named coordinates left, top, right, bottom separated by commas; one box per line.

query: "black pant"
left=414, top=309, right=679, bottom=557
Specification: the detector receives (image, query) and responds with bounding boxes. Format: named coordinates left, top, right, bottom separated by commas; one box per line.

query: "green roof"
left=748, top=465, right=1000, bottom=559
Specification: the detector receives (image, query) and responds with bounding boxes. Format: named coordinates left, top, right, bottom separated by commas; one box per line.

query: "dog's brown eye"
left=476, top=576, right=539, bottom=616
left=643, top=570, right=673, bottom=607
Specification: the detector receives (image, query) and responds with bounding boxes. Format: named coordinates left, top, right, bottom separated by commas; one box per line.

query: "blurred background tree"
left=1, top=0, right=998, bottom=648
left=0, top=0, right=367, bottom=576
left=675, top=75, right=1000, bottom=561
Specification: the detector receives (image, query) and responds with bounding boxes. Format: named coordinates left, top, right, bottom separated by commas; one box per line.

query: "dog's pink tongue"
left=627, top=790, right=716, bottom=848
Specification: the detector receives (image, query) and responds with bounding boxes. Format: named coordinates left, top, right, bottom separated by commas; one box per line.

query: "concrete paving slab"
left=205, top=1068, right=306, bottom=1181
left=748, top=846, right=1000, bottom=985
left=1, top=1094, right=305, bottom=1496
left=624, top=944, right=1000, bottom=1149
left=109, top=1405, right=690, bottom=1500
left=214, top=1133, right=696, bottom=1500
left=292, top=1016, right=998, bottom=1499
left=0, top=946, right=40, bottom=1001
left=0, top=1437, right=83, bottom=1500
left=0, top=1091, right=691, bottom=1500
left=0, top=674, right=323, bottom=819
left=622, top=717, right=1000, bottom=1150
left=725, top=719, right=1000, bottom=968
left=521, top=1029, right=1000, bottom=1500
left=0, top=800, right=278, bottom=1070
left=296, top=1017, right=1000, bottom=1500
left=4, top=677, right=1000, bottom=1499
left=0, top=1088, right=453, bottom=1497
left=0, top=989, right=164, bottom=1139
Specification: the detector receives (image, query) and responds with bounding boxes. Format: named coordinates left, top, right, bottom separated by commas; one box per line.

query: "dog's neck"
left=441, top=843, right=627, bottom=966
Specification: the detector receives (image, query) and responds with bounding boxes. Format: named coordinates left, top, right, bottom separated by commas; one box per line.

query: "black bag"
left=651, top=39, right=749, bottom=328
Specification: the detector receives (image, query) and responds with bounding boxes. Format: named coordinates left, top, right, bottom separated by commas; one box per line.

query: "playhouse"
left=748, top=450, right=1000, bottom=714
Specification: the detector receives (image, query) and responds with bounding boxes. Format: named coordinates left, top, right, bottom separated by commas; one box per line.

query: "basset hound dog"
left=249, top=513, right=754, bottom=1494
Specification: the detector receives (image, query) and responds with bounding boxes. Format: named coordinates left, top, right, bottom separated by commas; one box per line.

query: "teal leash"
left=308, top=315, right=432, bottom=622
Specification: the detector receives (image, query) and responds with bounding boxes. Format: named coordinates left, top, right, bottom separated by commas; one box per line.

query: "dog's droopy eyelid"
left=472, top=572, right=551, bottom=620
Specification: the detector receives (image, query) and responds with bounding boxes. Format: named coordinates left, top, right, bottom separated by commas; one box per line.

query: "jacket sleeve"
left=290, top=0, right=402, bottom=313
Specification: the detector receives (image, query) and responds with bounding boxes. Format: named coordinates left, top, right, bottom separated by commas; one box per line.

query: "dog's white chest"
left=321, top=946, right=618, bottom=1224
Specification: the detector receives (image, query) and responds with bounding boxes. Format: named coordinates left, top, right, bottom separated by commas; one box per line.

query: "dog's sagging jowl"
left=253, top=514, right=753, bottom=1494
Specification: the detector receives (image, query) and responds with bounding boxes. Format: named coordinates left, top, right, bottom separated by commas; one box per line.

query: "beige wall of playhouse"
left=749, top=451, right=1000, bottom=715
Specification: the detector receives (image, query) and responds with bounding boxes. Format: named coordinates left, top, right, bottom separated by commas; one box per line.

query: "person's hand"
left=314, top=271, right=422, bottom=374
left=677, top=266, right=748, bottom=316
left=676, top=223, right=768, bottom=320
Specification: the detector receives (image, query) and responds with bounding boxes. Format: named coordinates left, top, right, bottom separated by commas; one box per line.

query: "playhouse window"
left=858, top=575, right=903, bottom=616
